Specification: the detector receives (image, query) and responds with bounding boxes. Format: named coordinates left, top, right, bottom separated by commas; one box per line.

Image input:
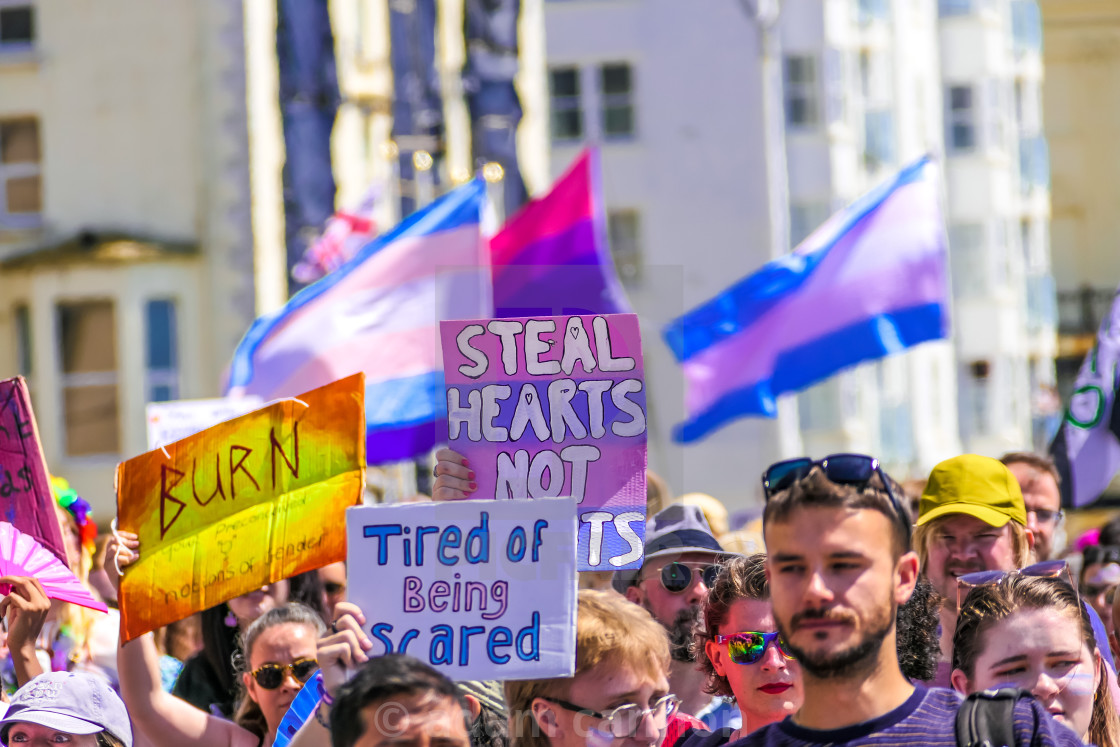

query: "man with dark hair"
left=732, top=460, right=1083, bottom=746
left=613, top=504, right=727, bottom=718
left=329, top=654, right=470, bottom=747
left=1000, top=451, right=1064, bottom=560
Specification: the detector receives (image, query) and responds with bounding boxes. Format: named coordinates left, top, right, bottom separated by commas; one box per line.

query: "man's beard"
left=777, top=604, right=894, bottom=679
left=666, top=606, right=700, bottom=663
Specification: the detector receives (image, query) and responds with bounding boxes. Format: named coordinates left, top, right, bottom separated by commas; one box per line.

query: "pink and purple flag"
left=490, top=149, right=630, bottom=318
left=1050, top=285, right=1120, bottom=506
left=664, top=156, right=950, bottom=443
left=228, top=180, right=490, bottom=464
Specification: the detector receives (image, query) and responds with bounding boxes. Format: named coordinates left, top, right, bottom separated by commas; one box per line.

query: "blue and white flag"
left=1051, top=286, right=1120, bottom=506
left=663, top=156, right=950, bottom=443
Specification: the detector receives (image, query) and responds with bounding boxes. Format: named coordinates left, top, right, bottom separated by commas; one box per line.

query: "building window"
left=14, top=304, right=30, bottom=376
left=1011, top=0, right=1042, bottom=54
left=58, top=301, right=119, bottom=457
left=946, top=85, right=975, bottom=152
left=146, top=299, right=179, bottom=403
left=790, top=201, right=830, bottom=247
left=864, top=109, right=896, bottom=169
left=784, top=56, right=819, bottom=128
left=949, top=223, right=986, bottom=298
left=0, top=3, right=33, bottom=49
left=857, top=0, right=889, bottom=23
left=607, top=210, right=641, bottom=285
left=0, top=118, right=42, bottom=228
left=549, top=67, right=582, bottom=142
left=600, top=63, right=634, bottom=138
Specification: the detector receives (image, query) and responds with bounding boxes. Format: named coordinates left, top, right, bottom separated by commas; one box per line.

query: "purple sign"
left=441, top=314, right=646, bottom=570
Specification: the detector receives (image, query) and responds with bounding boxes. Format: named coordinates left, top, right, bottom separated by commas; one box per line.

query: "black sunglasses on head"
left=761, top=454, right=911, bottom=545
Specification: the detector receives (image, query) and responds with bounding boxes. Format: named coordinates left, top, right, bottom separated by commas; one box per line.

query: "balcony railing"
left=1057, top=286, right=1117, bottom=335
left=1019, top=135, right=1049, bottom=194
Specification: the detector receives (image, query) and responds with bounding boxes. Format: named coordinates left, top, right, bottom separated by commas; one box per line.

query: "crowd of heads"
left=3, top=447, right=1120, bottom=747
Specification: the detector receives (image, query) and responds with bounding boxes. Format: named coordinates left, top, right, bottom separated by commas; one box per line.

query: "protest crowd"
left=1, top=407, right=1120, bottom=747
left=0, top=142, right=1114, bottom=747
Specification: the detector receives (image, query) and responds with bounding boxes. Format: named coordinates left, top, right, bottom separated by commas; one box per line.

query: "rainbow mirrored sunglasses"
left=714, top=631, right=796, bottom=665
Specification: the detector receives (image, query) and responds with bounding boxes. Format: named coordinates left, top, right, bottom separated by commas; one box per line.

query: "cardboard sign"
left=116, top=374, right=366, bottom=641
left=146, top=396, right=263, bottom=450
left=347, top=498, right=577, bottom=681
left=0, top=377, right=69, bottom=568
left=440, top=314, right=646, bottom=570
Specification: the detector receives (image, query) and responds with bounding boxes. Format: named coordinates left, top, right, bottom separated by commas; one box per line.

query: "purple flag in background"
left=664, top=156, right=950, bottom=442
left=1051, top=286, right=1120, bottom=506
left=490, top=149, right=631, bottom=318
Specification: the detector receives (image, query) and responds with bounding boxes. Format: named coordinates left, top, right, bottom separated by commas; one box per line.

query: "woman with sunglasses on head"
left=951, top=572, right=1120, bottom=747
left=681, top=554, right=802, bottom=747
left=108, top=533, right=325, bottom=747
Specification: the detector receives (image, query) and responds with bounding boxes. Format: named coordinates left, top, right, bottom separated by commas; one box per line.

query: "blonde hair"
left=914, top=514, right=1033, bottom=577
left=505, top=590, right=670, bottom=747
left=676, top=494, right=729, bottom=538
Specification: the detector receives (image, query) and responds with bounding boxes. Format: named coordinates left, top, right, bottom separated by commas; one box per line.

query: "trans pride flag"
left=491, top=149, right=630, bottom=317
left=228, top=180, right=489, bottom=464
left=664, top=156, right=949, bottom=443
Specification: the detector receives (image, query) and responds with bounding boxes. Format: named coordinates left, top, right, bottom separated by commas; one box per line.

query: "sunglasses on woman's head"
left=714, top=631, right=795, bottom=665
left=955, top=560, right=1073, bottom=610
left=761, top=454, right=911, bottom=545
left=644, top=562, right=720, bottom=593
left=250, top=657, right=319, bottom=689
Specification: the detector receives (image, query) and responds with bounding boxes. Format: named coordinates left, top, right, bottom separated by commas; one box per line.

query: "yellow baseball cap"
left=916, top=454, right=1028, bottom=528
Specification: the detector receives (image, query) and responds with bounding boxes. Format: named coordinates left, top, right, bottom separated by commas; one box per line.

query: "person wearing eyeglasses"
left=952, top=573, right=1118, bottom=747
left=611, top=505, right=728, bottom=719
left=684, top=554, right=802, bottom=745
left=506, top=589, right=684, bottom=747
left=729, top=457, right=1084, bottom=746
left=911, top=454, right=1036, bottom=689
left=1001, top=452, right=1065, bottom=561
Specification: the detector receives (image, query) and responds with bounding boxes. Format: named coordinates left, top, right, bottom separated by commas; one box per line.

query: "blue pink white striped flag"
left=227, top=180, right=490, bottom=464
left=490, top=148, right=630, bottom=317
left=663, top=156, right=950, bottom=443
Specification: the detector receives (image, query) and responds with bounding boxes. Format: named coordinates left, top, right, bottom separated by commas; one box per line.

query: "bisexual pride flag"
left=228, top=180, right=490, bottom=464
left=664, top=156, right=950, bottom=443
left=491, top=148, right=631, bottom=317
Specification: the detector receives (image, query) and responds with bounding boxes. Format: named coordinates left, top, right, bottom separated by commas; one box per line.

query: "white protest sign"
left=146, top=396, right=263, bottom=449
left=346, top=498, right=577, bottom=681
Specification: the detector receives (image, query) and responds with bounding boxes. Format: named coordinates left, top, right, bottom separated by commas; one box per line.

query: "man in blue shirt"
left=731, top=458, right=1083, bottom=747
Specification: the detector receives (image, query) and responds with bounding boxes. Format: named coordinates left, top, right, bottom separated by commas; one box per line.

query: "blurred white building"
left=0, top=0, right=550, bottom=514
left=0, top=0, right=257, bottom=514
left=543, top=0, right=1055, bottom=509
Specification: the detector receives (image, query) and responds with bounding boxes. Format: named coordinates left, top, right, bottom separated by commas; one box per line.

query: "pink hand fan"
left=0, top=522, right=107, bottom=612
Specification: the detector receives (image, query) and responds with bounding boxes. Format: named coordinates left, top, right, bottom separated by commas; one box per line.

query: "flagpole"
left=741, top=0, right=804, bottom=460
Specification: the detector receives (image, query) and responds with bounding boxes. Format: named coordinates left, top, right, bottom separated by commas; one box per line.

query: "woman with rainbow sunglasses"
left=679, top=554, right=804, bottom=747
